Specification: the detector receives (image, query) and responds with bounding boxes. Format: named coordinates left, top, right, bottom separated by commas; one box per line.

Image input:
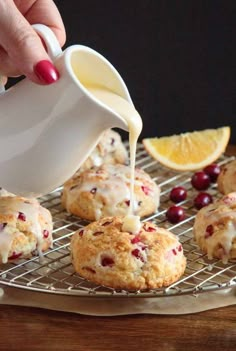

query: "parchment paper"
left=0, top=285, right=235, bottom=316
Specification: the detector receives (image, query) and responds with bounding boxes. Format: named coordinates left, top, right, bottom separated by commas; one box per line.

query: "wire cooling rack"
left=0, top=144, right=235, bottom=298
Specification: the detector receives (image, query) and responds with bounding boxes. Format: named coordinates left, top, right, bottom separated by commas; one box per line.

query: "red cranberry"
left=18, top=212, right=26, bottom=221
left=79, top=229, right=84, bottom=237
left=101, top=257, right=114, bottom=267
left=132, top=248, right=140, bottom=257
left=170, top=186, right=187, bottom=203
left=194, top=192, right=213, bottom=210
left=131, top=235, right=141, bottom=244
left=9, top=252, right=22, bottom=260
left=203, top=164, right=220, bottom=183
left=43, top=229, right=49, bottom=238
left=125, top=200, right=130, bottom=206
left=146, top=227, right=156, bottom=232
left=205, top=224, right=214, bottom=238
left=166, top=205, right=185, bottom=224
left=141, top=186, right=151, bottom=195
left=172, top=249, right=177, bottom=255
left=191, top=171, right=210, bottom=190
left=178, top=245, right=183, bottom=252
left=93, top=231, right=103, bottom=236
left=131, top=248, right=145, bottom=262
left=143, top=223, right=156, bottom=232
left=90, top=188, right=97, bottom=194
left=102, top=221, right=112, bottom=226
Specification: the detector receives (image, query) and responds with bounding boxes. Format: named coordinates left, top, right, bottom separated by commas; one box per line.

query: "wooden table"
left=0, top=146, right=235, bottom=351
left=0, top=304, right=235, bottom=350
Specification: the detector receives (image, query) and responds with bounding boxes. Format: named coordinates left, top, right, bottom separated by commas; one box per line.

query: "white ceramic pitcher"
left=0, top=24, right=131, bottom=197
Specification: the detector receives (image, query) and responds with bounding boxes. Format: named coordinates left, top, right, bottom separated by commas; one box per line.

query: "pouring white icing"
left=85, top=86, right=143, bottom=232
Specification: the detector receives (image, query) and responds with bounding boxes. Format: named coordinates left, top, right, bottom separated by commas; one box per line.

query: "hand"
left=0, top=0, right=66, bottom=85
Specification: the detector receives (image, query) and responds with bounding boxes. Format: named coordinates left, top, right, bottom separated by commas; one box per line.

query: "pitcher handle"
left=32, top=23, right=63, bottom=60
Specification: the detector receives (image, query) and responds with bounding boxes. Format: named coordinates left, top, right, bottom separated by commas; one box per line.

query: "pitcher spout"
left=67, top=45, right=133, bottom=133
left=104, top=109, right=129, bottom=132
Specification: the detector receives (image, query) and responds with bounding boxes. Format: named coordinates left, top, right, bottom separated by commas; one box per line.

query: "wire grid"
left=0, top=144, right=236, bottom=298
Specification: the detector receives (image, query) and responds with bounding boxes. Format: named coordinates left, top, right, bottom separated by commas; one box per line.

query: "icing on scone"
left=62, top=164, right=160, bottom=221
left=122, top=214, right=142, bottom=234
left=193, top=192, right=236, bottom=263
left=0, top=196, right=53, bottom=263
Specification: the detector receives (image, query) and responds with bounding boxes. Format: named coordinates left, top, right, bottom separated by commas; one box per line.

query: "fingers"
left=0, top=75, right=8, bottom=87
left=0, top=45, right=20, bottom=77
left=0, top=0, right=65, bottom=84
left=24, top=0, right=66, bottom=47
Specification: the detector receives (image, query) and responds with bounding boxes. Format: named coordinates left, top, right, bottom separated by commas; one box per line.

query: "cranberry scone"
left=80, top=129, right=128, bottom=171
left=0, top=188, right=14, bottom=197
left=70, top=216, right=186, bottom=290
left=193, top=192, right=236, bottom=263
left=0, top=196, right=53, bottom=264
left=217, top=160, right=236, bottom=194
left=62, top=164, right=160, bottom=220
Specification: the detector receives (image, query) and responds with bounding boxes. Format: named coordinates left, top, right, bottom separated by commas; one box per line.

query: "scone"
left=71, top=216, right=186, bottom=290
left=62, top=164, right=160, bottom=220
left=217, top=160, right=236, bottom=194
left=80, top=129, right=128, bottom=171
left=0, top=196, right=53, bottom=264
left=193, top=192, right=236, bottom=263
left=0, top=188, right=14, bottom=197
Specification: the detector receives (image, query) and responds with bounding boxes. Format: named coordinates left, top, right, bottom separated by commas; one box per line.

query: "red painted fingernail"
left=34, top=60, right=59, bottom=84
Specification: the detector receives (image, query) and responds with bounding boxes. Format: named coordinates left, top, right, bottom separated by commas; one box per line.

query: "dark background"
left=8, top=1, right=235, bottom=144
left=52, top=0, right=235, bottom=144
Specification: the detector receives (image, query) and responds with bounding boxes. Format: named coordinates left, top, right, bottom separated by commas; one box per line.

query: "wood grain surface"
left=0, top=304, right=235, bottom=351
left=0, top=146, right=235, bottom=351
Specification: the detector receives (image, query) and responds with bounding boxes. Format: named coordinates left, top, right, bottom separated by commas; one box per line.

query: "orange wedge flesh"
left=142, top=127, right=231, bottom=171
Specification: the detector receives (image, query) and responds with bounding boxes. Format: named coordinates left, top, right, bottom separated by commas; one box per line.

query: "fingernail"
left=34, top=60, right=59, bottom=84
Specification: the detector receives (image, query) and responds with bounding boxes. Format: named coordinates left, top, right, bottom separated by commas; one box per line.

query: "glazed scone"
left=71, top=216, right=186, bottom=290
left=62, top=164, right=161, bottom=220
left=0, top=188, right=14, bottom=197
left=193, top=192, right=236, bottom=263
left=217, top=160, right=236, bottom=194
left=80, top=129, right=128, bottom=171
left=0, top=196, right=53, bottom=264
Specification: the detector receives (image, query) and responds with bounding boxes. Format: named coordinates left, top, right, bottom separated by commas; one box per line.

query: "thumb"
left=0, top=0, right=59, bottom=84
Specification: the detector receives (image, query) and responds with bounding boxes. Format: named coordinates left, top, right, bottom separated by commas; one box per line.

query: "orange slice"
left=142, top=126, right=231, bottom=171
